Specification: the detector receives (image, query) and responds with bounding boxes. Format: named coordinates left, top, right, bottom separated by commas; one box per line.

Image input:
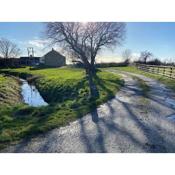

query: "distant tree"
left=147, top=58, right=162, bottom=65
left=45, top=22, right=126, bottom=97
left=122, top=49, right=132, bottom=64
left=168, top=58, right=174, bottom=64
left=0, top=38, right=21, bottom=58
left=139, top=51, right=153, bottom=64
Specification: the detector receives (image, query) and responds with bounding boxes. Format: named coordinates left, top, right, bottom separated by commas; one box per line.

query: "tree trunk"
left=4, top=58, right=8, bottom=67
left=85, top=64, right=99, bottom=98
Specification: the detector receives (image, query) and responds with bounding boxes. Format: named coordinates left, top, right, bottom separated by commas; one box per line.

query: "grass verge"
left=0, top=67, right=124, bottom=149
left=133, top=76, right=150, bottom=96
left=0, top=75, right=21, bottom=106
left=108, top=66, right=175, bottom=92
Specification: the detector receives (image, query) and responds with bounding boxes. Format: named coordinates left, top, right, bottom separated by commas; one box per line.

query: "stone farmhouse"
left=40, top=48, right=66, bottom=67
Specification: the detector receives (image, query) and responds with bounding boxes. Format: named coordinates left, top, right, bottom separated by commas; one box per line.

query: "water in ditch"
left=20, top=78, right=48, bottom=107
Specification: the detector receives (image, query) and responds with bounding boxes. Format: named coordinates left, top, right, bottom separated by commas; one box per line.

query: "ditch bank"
left=0, top=70, right=49, bottom=106
left=0, top=74, right=22, bottom=106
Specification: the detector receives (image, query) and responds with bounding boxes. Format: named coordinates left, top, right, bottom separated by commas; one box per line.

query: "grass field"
left=0, top=67, right=124, bottom=149
left=109, top=66, right=175, bottom=92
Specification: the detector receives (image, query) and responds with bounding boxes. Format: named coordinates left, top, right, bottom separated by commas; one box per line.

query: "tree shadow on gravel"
left=77, top=108, right=106, bottom=153
left=115, top=98, right=175, bottom=152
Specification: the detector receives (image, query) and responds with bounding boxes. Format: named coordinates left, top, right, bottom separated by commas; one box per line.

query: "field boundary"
left=136, top=64, right=175, bottom=79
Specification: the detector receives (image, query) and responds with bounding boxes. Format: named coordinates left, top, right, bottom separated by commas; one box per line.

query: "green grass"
left=0, top=67, right=124, bottom=149
left=0, top=75, right=21, bottom=106
left=133, top=76, right=150, bottom=96
left=108, top=66, right=175, bottom=92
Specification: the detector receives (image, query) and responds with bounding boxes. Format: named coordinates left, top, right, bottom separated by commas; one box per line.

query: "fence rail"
left=136, top=64, right=175, bottom=79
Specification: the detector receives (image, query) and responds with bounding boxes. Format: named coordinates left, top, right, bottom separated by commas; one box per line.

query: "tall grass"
left=0, top=75, right=21, bottom=106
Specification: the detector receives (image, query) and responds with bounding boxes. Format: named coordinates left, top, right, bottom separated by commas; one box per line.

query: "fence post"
left=163, top=67, right=165, bottom=76
left=170, top=67, right=173, bottom=78
left=151, top=66, right=154, bottom=73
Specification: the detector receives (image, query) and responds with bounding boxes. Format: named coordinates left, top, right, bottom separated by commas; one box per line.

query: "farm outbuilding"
left=40, top=49, right=66, bottom=67
left=20, top=56, right=40, bottom=66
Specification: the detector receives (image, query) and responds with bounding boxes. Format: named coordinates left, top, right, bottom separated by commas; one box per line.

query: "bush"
left=96, top=62, right=129, bottom=68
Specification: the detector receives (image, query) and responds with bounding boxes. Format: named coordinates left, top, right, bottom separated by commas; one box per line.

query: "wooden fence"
left=136, top=64, right=175, bottom=79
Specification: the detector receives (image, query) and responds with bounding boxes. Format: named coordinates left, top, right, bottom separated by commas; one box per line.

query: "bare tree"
left=0, top=38, right=21, bottom=58
left=45, top=22, right=125, bottom=97
left=46, top=22, right=125, bottom=73
left=139, top=51, right=153, bottom=64
left=122, top=49, right=132, bottom=64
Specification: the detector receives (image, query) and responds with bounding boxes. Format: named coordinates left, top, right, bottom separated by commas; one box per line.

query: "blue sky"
left=125, top=22, right=175, bottom=62
left=0, top=22, right=175, bottom=62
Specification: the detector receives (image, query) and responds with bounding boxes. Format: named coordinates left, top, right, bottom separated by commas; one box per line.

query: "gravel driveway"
left=2, top=70, right=175, bottom=153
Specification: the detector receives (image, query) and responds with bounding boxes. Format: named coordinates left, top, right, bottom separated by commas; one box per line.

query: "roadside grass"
left=0, top=67, right=124, bottom=149
left=108, top=66, right=175, bottom=92
left=0, top=75, right=21, bottom=106
left=132, top=76, right=150, bottom=96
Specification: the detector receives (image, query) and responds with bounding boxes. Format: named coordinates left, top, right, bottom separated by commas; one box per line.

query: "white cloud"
left=17, top=38, right=51, bottom=56
left=96, top=56, right=123, bottom=63
left=28, top=39, right=49, bottom=48
left=131, top=52, right=140, bottom=61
